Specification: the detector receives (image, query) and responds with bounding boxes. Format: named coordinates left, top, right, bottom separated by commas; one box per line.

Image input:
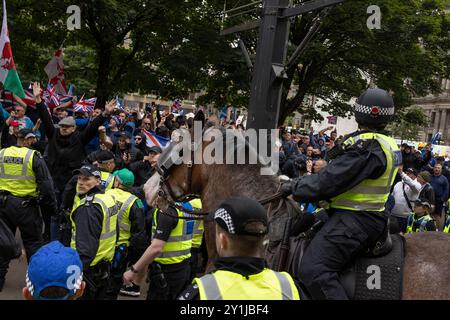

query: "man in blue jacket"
left=430, top=163, right=449, bottom=220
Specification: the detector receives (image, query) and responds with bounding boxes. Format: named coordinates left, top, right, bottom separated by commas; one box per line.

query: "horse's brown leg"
left=203, top=220, right=217, bottom=273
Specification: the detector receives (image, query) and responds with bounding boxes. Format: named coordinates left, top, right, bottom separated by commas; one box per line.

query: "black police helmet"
left=354, top=88, right=394, bottom=129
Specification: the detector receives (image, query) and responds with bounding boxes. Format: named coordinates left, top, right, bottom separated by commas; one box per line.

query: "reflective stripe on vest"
left=330, top=133, right=400, bottom=212
left=406, top=214, right=433, bottom=233
left=118, top=195, right=136, bottom=232
left=70, top=193, right=118, bottom=266
left=192, top=219, right=204, bottom=248
left=444, top=217, right=450, bottom=233
left=106, top=188, right=138, bottom=246
left=194, top=269, right=300, bottom=300
left=0, top=147, right=37, bottom=197
left=189, top=199, right=204, bottom=248
left=152, top=208, right=193, bottom=264
left=101, top=171, right=114, bottom=190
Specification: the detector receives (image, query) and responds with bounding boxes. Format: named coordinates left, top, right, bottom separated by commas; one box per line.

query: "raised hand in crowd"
left=5, top=111, right=16, bottom=126
left=32, top=118, right=42, bottom=132
left=306, top=159, right=313, bottom=175
left=105, top=98, right=117, bottom=114
left=98, top=126, right=113, bottom=150
left=123, top=151, right=131, bottom=165
left=32, top=82, right=42, bottom=103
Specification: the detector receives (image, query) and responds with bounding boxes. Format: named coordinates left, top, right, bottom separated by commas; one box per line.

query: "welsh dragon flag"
left=0, top=0, right=24, bottom=98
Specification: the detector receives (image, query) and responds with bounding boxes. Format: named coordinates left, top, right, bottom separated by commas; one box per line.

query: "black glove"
left=281, top=181, right=293, bottom=198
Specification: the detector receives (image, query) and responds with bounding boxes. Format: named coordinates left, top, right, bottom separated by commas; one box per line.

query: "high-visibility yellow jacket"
left=152, top=208, right=193, bottom=264
left=70, top=193, right=118, bottom=266
left=0, top=146, right=38, bottom=197
left=330, top=133, right=400, bottom=212
left=194, top=268, right=300, bottom=300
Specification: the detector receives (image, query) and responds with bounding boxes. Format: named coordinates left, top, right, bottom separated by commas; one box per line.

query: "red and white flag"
left=44, top=48, right=67, bottom=95
left=2, top=88, right=35, bottom=108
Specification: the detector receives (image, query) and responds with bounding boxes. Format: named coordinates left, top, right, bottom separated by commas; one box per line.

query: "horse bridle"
left=155, top=141, right=209, bottom=220
left=154, top=138, right=285, bottom=220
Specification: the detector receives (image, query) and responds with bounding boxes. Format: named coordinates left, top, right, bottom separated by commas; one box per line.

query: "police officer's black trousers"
left=146, top=262, right=191, bottom=300
left=299, top=210, right=387, bottom=300
left=82, top=278, right=108, bottom=300
left=0, top=195, right=43, bottom=281
left=82, top=264, right=111, bottom=300
left=105, top=245, right=128, bottom=300
left=189, top=247, right=201, bottom=282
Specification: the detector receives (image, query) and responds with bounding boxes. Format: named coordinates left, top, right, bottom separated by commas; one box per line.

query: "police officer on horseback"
left=282, top=88, right=401, bottom=300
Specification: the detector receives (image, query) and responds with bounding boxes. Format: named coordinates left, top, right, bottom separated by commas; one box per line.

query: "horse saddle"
left=285, top=221, right=406, bottom=300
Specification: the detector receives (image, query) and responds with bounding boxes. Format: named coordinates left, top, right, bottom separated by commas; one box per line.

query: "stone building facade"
left=414, top=80, right=450, bottom=145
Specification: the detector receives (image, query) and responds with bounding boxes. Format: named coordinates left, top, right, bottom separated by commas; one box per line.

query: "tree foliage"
left=208, top=0, right=450, bottom=125
left=8, top=0, right=231, bottom=106
left=5, top=0, right=450, bottom=122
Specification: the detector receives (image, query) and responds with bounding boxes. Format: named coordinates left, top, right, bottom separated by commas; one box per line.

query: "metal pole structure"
left=223, top=1, right=262, bottom=15
left=238, top=39, right=254, bottom=71
left=246, top=0, right=291, bottom=131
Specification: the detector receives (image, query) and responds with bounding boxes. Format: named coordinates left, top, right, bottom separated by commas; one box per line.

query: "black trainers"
left=120, top=283, right=141, bottom=297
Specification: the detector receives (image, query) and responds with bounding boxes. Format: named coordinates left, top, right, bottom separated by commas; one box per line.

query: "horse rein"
left=154, top=138, right=285, bottom=220
left=155, top=142, right=210, bottom=220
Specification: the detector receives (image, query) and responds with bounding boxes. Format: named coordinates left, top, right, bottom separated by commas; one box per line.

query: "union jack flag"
left=141, top=128, right=170, bottom=149
left=1, top=88, right=36, bottom=109
left=73, top=95, right=97, bottom=113
left=43, top=83, right=61, bottom=109
left=171, top=98, right=182, bottom=113
left=115, top=95, right=124, bottom=111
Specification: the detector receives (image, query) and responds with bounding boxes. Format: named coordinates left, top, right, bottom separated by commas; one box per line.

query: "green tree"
left=8, top=0, right=230, bottom=106
left=387, top=106, right=429, bottom=142
left=206, top=0, right=450, bottom=125
left=7, top=0, right=450, bottom=121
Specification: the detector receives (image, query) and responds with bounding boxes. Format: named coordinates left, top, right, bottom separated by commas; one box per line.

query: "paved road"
left=0, top=255, right=148, bottom=300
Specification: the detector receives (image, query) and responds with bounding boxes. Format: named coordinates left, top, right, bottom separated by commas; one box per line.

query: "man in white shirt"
left=390, top=167, right=421, bottom=233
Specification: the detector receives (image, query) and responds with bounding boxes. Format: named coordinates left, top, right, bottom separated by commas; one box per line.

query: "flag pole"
left=59, top=37, right=66, bottom=50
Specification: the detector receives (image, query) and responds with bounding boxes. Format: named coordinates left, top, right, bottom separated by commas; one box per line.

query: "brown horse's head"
left=143, top=126, right=218, bottom=209
left=144, top=124, right=279, bottom=211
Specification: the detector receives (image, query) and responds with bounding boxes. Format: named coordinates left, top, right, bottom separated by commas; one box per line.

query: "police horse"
left=144, top=126, right=450, bottom=300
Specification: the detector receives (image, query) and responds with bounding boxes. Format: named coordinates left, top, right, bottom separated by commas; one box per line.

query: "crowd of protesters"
left=278, top=125, right=450, bottom=233
left=0, top=82, right=449, bottom=300
left=388, top=143, right=449, bottom=233
left=0, top=83, right=212, bottom=299
left=278, top=126, right=337, bottom=179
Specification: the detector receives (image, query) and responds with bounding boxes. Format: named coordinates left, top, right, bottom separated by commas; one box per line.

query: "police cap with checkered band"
left=354, top=88, right=395, bottom=129
left=214, top=197, right=268, bottom=236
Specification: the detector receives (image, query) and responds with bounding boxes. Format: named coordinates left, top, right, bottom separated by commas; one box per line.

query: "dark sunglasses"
left=135, top=137, right=142, bottom=140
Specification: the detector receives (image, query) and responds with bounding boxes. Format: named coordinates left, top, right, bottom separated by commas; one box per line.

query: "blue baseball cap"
left=26, top=241, right=83, bottom=300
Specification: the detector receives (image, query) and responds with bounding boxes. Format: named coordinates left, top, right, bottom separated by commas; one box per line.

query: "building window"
left=300, top=116, right=305, bottom=129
